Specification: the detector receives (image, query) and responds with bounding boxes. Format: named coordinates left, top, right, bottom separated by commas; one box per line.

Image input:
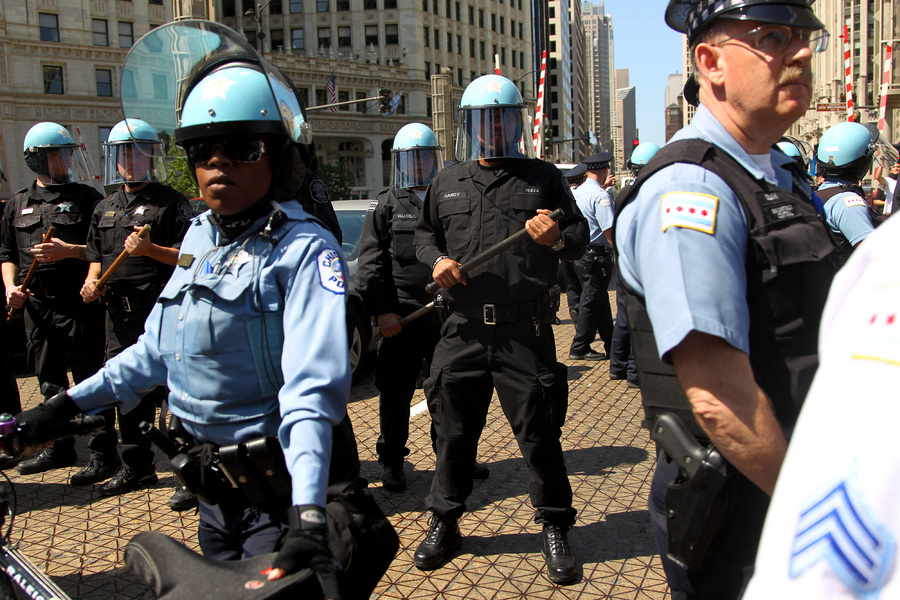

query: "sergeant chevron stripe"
left=790, top=477, right=895, bottom=597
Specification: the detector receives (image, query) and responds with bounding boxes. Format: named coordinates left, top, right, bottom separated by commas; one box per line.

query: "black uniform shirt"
left=415, top=159, right=588, bottom=306
left=85, top=183, right=193, bottom=286
left=0, top=181, right=103, bottom=283
left=357, top=188, right=432, bottom=315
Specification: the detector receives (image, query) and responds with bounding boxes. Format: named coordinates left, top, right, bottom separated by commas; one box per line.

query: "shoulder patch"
left=367, top=199, right=379, bottom=212
left=600, top=197, right=612, bottom=208
left=660, top=191, right=718, bottom=235
left=844, top=195, right=867, bottom=209
left=177, top=202, right=195, bottom=222
left=317, top=248, right=346, bottom=295
left=851, top=306, right=900, bottom=366
left=309, top=179, right=330, bottom=204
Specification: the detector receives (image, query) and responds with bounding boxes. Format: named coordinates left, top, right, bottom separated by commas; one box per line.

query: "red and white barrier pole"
left=532, top=50, right=547, bottom=158
left=878, top=44, right=893, bottom=132
left=844, top=23, right=856, bottom=122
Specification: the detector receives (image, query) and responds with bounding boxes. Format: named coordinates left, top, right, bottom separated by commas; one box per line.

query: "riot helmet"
left=626, top=142, right=661, bottom=176
left=390, top=123, right=444, bottom=190
left=816, top=122, right=877, bottom=184
left=23, top=122, right=93, bottom=185
left=102, top=119, right=167, bottom=187
left=456, top=74, right=534, bottom=162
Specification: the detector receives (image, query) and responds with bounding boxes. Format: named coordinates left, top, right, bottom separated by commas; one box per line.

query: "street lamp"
left=245, top=0, right=275, bottom=53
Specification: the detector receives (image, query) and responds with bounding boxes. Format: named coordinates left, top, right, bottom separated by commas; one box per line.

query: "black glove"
left=15, top=388, right=82, bottom=444
left=273, top=505, right=341, bottom=600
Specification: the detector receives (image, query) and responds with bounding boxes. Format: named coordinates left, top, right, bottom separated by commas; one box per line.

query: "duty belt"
left=452, top=301, right=539, bottom=325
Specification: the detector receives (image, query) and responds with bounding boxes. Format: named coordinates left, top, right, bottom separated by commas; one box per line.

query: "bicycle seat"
left=125, top=531, right=322, bottom=600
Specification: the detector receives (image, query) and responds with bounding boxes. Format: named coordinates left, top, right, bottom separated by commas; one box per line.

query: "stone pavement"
left=4, top=296, right=670, bottom=599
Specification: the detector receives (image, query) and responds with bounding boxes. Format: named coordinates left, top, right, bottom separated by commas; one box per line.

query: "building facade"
left=614, top=69, right=635, bottom=173
left=582, top=1, right=615, bottom=159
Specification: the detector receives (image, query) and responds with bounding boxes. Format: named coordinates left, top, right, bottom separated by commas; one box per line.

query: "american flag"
left=327, top=74, right=338, bottom=112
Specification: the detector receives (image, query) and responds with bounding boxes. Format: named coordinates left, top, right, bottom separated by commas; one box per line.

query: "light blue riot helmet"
left=391, top=123, right=444, bottom=189
left=816, top=121, right=877, bottom=183
left=776, top=136, right=811, bottom=173
left=102, top=119, right=167, bottom=186
left=456, top=74, right=535, bottom=162
left=23, top=122, right=93, bottom=184
left=626, top=142, right=660, bottom=176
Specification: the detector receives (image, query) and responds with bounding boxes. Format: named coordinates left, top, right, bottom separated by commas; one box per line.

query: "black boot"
left=381, top=462, right=407, bottom=492
left=541, top=524, right=577, bottom=584
left=70, top=455, right=120, bottom=486
left=16, top=445, right=77, bottom=475
left=99, top=465, right=158, bottom=496
left=168, top=484, right=198, bottom=511
left=414, top=514, right=462, bottom=570
left=473, top=462, right=490, bottom=479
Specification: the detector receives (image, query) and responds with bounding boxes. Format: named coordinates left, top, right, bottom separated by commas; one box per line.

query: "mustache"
left=778, top=65, right=812, bottom=86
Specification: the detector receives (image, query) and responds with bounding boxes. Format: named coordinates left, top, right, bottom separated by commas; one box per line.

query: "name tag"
left=104, top=211, right=116, bottom=217
left=438, top=191, right=467, bottom=202
left=517, top=186, right=542, bottom=194
left=20, top=208, right=34, bottom=215
left=177, top=254, right=195, bottom=268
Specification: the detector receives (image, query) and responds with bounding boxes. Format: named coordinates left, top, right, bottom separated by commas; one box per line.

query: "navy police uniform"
left=299, top=170, right=343, bottom=245
left=616, top=104, right=838, bottom=598
left=0, top=182, right=105, bottom=457
left=415, top=158, right=587, bottom=526
left=0, top=205, right=21, bottom=416
left=356, top=188, right=441, bottom=468
left=83, top=183, right=192, bottom=473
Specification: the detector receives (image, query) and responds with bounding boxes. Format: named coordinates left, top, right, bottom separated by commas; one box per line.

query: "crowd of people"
left=1, top=1, right=899, bottom=598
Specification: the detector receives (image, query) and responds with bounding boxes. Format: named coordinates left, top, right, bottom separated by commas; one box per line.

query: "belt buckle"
left=483, top=304, right=496, bottom=325
left=122, top=296, right=132, bottom=313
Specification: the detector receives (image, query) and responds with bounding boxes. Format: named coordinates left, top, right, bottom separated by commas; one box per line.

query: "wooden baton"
left=7, top=226, right=56, bottom=318
left=84, top=224, right=151, bottom=303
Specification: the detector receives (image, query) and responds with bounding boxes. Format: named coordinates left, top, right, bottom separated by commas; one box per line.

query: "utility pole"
left=245, top=1, right=273, bottom=53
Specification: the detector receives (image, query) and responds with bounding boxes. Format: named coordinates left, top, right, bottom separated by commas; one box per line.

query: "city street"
left=5, top=298, right=670, bottom=599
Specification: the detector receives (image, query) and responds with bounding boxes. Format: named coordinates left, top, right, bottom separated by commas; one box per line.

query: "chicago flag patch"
left=660, top=192, right=718, bottom=235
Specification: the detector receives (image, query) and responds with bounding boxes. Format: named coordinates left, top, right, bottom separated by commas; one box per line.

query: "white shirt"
left=744, top=215, right=900, bottom=600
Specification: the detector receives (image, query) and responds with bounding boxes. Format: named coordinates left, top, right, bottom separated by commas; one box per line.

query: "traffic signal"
left=379, top=88, right=392, bottom=114
left=632, top=138, right=640, bottom=148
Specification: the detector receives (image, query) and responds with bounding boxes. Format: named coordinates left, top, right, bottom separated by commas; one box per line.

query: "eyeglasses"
left=712, top=24, right=829, bottom=55
left=184, top=138, right=268, bottom=164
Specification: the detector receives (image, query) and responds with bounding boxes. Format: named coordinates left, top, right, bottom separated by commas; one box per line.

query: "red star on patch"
left=676, top=206, right=683, bottom=212
left=889, top=315, right=896, bottom=325
left=689, top=207, right=696, bottom=214
left=701, top=209, right=708, bottom=217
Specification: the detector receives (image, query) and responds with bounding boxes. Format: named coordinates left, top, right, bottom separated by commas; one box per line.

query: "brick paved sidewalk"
left=4, top=295, right=670, bottom=599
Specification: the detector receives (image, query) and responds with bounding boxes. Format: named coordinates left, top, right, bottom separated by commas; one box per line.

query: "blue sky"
left=594, top=0, right=685, bottom=147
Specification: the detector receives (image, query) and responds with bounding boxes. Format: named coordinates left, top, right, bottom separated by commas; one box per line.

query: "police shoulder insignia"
left=844, top=195, right=867, bottom=208
left=310, top=179, right=330, bottom=204
left=851, top=307, right=900, bottom=366
left=367, top=199, right=379, bottom=212
left=600, top=197, right=612, bottom=208
left=789, top=469, right=895, bottom=597
left=177, top=202, right=195, bottom=222
left=317, top=248, right=346, bottom=295
left=660, top=191, right=718, bottom=235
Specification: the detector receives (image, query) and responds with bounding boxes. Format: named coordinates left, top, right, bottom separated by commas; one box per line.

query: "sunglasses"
left=184, top=138, right=268, bottom=164
left=712, top=24, right=829, bottom=55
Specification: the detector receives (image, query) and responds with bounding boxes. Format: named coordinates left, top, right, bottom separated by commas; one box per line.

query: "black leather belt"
left=452, top=301, right=538, bottom=325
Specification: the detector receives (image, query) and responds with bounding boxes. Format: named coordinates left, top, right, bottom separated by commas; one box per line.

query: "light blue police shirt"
left=818, top=179, right=874, bottom=247
left=68, top=199, right=351, bottom=508
left=574, top=177, right=615, bottom=247
left=615, top=104, right=807, bottom=359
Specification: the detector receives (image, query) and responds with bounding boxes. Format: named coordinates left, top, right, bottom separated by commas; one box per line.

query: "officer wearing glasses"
left=14, top=21, right=360, bottom=595
left=615, top=1, right=838, bottom=598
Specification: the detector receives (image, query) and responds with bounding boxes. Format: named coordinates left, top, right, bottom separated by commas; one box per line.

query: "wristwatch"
left=551, top=235, right=565, bottom=251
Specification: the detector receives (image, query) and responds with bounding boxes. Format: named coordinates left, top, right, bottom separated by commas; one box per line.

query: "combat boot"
left=167, top=484, right=198, bottom=511
left=16, top=446, right=77, bottom=475
left=99, top=465, right=158, bottom=496
left=70, top=455, right=120, bottom=486
left=414, top=514, right=462, bottom=570
left=381, top=462, right=407, bottom=492
left=541, top=524, right=577, bottom=584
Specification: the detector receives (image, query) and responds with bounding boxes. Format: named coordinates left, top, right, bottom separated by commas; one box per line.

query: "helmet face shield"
left=25, top=145, right=93, bottom=184
left=391, top=148, right=444, bottom=189
left=103, top=142, right=167, bottom=186
left=456, top=106, right=534, bottom=161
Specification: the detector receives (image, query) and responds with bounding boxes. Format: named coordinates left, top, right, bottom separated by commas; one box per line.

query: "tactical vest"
left=616, top=139, right=839, bottom=440
left=815, top=183, right=885, bottom=263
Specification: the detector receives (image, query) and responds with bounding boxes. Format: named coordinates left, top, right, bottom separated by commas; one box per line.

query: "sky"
left=593, top=0, right=686, bottom=147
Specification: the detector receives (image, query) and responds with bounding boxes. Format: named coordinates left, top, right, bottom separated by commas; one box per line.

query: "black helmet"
left=665, top=0, right=824, bottom=44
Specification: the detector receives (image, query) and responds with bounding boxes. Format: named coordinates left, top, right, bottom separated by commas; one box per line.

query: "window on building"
left=549, top=7, right=555, bottom=17
left=422, top=0, right=428, bottom=10
left=43, top=65, right=63, bottom=94
left=470, top=70, right=476, bottom=82
left=549, top=23, right=555, bottom=35
left=317, top=0, right=328, bottom=11
left=520, top=51, right=524, bottom=67
left=99, top=127, right=111, bottom=159
left=427, top=96, right=432, bottom=118
left=469, top=5, right=474, bottom=24
left=550, top=40, right=556, bottom=52
left=269, top=0, right=283, bottom=11
left=434, top=30, right=440, bottom=50
left=425, top=61, right=431, bottom=79
left=433, top=0, right=438, bottom=14
left=492, top=44, right=497, bottom=61
left=456, top=2, right=460, bottom=20
left=456, top=35, right=461, bottom=54
left=457, top=67, right=463, bottom=86
left=479, top=40, right=485, bottom=60
left=479, top=9, right=484, bottom=27
left=315, top=88, right=327, bottom=107
left=318, top=27, right=331, bottom=47
left=39, top=13, right=60, bottom=42
left=384, top=0, right=396, bottom=7
left=500, top=17, right=505, bottom=34
left=92, top=19, right=109, bottom=46
left=119, top=22, right=134, bottom=47
left=121, top=70, right=136, bottom=97
left=385, top=24, right=398, bottom=44
left=551, top=92, right=558, bottom=103
left=337, top=0, right=349, bottom=9
left=271, top=28, right=284, bottom=50
left=519, top=22, right=523, bottom=39
left=153, top=73, right=167, bottom=99
left=551, top=74, right=558, bottom=86
left=364, top=0, right=377, bottom=7
left=491, top=14, right=496, bottom=31
left=501, top=49, right=506, bottom=65
left=338, top=26, right=351, bottom=46
left=223, top=2, right=236, bottom=16
left=291, top=28, right=305, bottom=50
left=356, top=91, right=368, bottom=113
left=424, top=26, right=429, bottom=47
left=96, top=69, right=113, bottom=96
left=448, top=32, right=453, bottom=52
left=338, top=90, right=350, bottom=111
left=365, top=25, right=378, bottom=45
left=290, top=0, right=302, bottom=12
left=469, top=38, right=475, bottom=57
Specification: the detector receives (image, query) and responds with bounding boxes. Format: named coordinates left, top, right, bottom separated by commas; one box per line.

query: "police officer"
left=1, top=122, right=105, bottom=475
left=744, top=196, right=900, bottom=600
left=14, top=22, right=359, bottom=593
left=414, top=74, right=588, bottom=584
left=610, top=142, right=660, bottom=388
left=814, top=121, right=877, bottom=258
left=615, top=1, right=836, bottom=597
left=357, top=123, right=445, bottom=493
left=569, top=152, right=616, bottom=361
left=0, top=160, right=21, bottom=416
left=560, top=164, right=587, bottom=321
left=77, top=120, right=194, bottom=508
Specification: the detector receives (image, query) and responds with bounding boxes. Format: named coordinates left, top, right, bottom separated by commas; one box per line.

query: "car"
left=334, top=199, right=379, bottom=379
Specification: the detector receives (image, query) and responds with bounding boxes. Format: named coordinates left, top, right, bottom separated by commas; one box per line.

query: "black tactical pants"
left=570, top=248, right=614, bottom=355
left=0, top=313, right=21, bottom=415
left=23, top=289, right=104, bottom=453
left=89, top=287, right=165, bottom=465
left=609, top=274, right=638, bottom=381
left=374, top=297, right=440, bottom=466
left=559, top=259, right=582, bottom=314
left=424, top=313, right=576, bottom=527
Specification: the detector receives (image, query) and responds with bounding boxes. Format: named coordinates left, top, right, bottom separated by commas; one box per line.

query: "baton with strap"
left=373, top=209, right=564, bottom=341
left=7, top=226, right=56, bottom=318
left=84, top=224, right=151, bottom=303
